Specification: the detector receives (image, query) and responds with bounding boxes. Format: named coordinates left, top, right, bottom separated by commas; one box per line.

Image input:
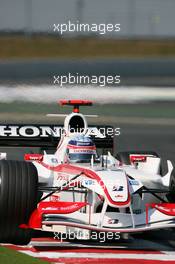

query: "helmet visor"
left=69, top=153, right=95, bottom=163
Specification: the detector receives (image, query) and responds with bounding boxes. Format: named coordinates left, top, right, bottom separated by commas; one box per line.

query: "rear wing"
left=0, top=124, right=114, bottom=149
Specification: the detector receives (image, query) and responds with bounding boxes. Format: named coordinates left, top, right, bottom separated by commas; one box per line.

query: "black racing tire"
left=0, top=160, right=38, bottom=245
left=116, top=151, right=159, bottom=165
left=167, top=168, right=175, bottom=202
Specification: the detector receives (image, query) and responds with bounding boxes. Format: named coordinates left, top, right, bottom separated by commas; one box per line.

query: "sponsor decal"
left=133, top=209, right=142, bottom=214
left=24, top=154, right=43, bottom=161
left=115, top=194, right=124, bottom=199
left=83, top=179, right=95, bottom=186
left=0, top=125, right=62, bottom=138
left=130, top=155, right=147, bottom=163
left=0, top=125, right=112, bottom=138
left=69, top=149, right=95, bottom=154
left=108, top=219, right=119, bottom=224
left=50, top=195, right=60, bottom=202
left=112, top=185, right=124, bottom=192
left=129, top=179, right=140, bottom=186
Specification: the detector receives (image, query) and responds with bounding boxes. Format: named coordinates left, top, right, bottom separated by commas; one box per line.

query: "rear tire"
left=0, top=160, right=38, bottom=245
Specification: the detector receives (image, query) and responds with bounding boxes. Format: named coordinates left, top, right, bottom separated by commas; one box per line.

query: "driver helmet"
left=66, top=135, right=97, bottom=163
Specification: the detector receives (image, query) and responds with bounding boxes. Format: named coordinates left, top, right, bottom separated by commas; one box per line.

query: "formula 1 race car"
left=0, top=99, right=175, bottom=245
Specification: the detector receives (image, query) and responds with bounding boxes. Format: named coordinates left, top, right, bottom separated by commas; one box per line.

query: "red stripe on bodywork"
left=37, top=162, right=130, bottom=207
left=150, top=203, right=175, bottom=216
left=67, top=145, right=96, bottom=150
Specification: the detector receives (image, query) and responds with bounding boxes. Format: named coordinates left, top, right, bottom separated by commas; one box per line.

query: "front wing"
left=21, top=201, right=175, bottom=234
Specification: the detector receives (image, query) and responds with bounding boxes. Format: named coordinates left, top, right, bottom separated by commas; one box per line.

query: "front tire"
left=0, top=160, right=38, bottom=245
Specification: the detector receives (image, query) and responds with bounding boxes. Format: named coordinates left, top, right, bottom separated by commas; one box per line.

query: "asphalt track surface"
left=3, top=230, right=175, bottom=264
left=1, top=122, right=175, bottom=263
left=115, top=123, right=175, bottom=169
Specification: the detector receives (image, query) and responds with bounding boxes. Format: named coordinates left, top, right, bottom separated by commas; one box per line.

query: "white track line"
left=30, top=241, right=126, bottom=248
left=18, top=251, right=175, bottom=261
left=1, top=85, right=175, bottom=103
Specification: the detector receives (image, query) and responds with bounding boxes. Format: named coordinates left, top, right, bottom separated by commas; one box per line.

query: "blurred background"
left=0, top=0, right=175, bottom=162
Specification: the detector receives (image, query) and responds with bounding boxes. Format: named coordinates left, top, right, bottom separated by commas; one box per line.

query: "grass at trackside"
left=0, top=102, right=174, bottom=119
left=0, top=246, right=48, bottom=264
left=1, top=36, right=175, bottom=59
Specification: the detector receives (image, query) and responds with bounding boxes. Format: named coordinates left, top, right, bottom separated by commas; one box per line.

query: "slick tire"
left=0, top=160, right=38, bottom=245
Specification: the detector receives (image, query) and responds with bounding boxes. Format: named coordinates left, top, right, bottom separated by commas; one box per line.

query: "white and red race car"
left=0, top=99, right=175, bottom=245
